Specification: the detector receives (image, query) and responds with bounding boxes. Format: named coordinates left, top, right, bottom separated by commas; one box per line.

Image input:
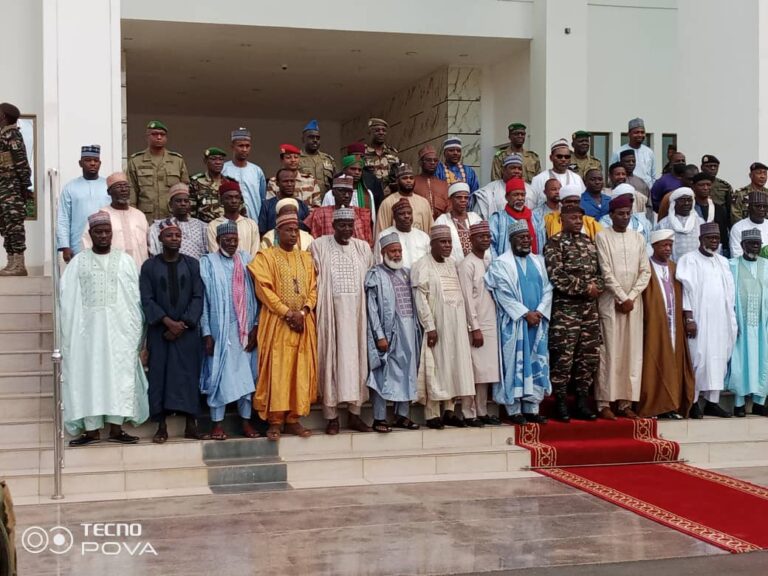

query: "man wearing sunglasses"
left=531, top=139, right=585, bottom=209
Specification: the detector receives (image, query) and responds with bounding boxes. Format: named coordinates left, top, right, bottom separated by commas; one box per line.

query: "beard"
left=512, top=201, right=526, bottom=211
left=703, top=247, right=718, bottom=255
left=384, top=256, right=403, bottom=270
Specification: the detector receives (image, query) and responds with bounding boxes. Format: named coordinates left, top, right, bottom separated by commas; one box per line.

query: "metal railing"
left=48, top=168, right=64, bottom=500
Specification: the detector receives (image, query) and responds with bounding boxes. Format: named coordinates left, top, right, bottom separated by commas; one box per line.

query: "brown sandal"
left=242, top=421, right=260, bottom=439
left=284, top=422, right=312, bottom=438
left=211, top=424, right=228, bottom=441
left=266, top=424, right=281, bottom=442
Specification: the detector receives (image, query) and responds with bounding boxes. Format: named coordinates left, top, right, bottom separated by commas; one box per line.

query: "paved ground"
left=13, top=466, right=767, bottom=576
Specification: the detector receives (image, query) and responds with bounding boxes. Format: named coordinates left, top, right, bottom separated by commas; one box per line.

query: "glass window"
left=662, top=133, right=678, bottom=157
left=590, top=132, right=610, bottom=178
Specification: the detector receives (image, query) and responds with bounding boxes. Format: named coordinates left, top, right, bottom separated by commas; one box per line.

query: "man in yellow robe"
left=248, top=211, right=318, bottom=441
left=544, top=185, right=602, bottom=241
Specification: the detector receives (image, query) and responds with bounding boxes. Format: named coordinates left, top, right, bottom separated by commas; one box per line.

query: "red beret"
left=280, top=143, right=301, bottom=156
left=346, top=142, right=366, bottom=155
left=505, top=178, right=526, bottom=193
left=218, top=179, right=241, bottom=196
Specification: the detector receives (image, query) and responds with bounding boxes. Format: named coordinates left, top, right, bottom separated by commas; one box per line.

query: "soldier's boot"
left=554, top=394, right=570, bottom=423
left=572, top=391, right=597, bottom=421
left=0, top=254, right=12, bottom=275
left=0, top=254, right=28, bottom=277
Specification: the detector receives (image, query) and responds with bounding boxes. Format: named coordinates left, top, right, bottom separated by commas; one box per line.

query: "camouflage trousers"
left=548, top=298, right=601, bottom=396
left=0, top=186, right=26, bottom=255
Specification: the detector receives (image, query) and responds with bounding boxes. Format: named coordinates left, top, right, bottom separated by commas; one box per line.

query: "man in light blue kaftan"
left=222, top=127, right=267, bottom=221
left=200, top=220, right=260, bottom=440
left=365, top=232, right=421, bottom=432
left=61, top=211, right=148, bottom=446
left=727, top=228, right=768, bottom=416
left=485, top=219, right=552, bottom=424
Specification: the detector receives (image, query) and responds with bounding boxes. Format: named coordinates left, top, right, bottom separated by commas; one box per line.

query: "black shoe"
left=524, top=413, right=548, bottom=425
left=555, top=395, right=570, bottom=423
left=703, top=401, right=732, bottom=418
left=426, top=417, right=445, bottom=430
left=107, top=431, right=139, bottom=444
left=734, top=406, right=747, bottom=418
left=689, top=402, right=703, bottom=419
left=442, top=411, right=466, bottom=427
left=572, top=394, right=597, bottom=421
left=507, top=414, right=527, bottom=425
left=464, top=418, right=485, bottom=428
left=479, top=414, right=502, bottom=426
left=69, top=433, right=100, bottom=447
left=752, top=403, right=768, bottom=416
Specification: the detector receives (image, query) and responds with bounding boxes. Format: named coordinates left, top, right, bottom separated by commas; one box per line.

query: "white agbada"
left=411, top=254, right=475, bottom=402
left=729, top=217, right=768, bottom=258
left=676, top=249, right=737, bottom=395
left=531, top=170, right=584, bottom=209
left=60, top=249, right=149, bottom=435
left=473, top=179, right=538, bottom=219
left=310, top=236, right=373, bottom=410
left=373, top=225, right=430, bottom=268
left=595, top=228, right=651, bottom=402
left=81, top=205, right=149, bottom=269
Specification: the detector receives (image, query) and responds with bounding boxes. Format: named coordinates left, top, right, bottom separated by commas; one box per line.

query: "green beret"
left=572, top=130, right=591, bottom=139
left=146, top=120, right=168, bottom=132
left=204, top=147, right=227, bottom=158
left=507, top=122, right=526, bottom=131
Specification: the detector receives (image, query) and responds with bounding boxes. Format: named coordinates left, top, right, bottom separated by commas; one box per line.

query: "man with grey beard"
left=364, top=232, right=421, bottom=433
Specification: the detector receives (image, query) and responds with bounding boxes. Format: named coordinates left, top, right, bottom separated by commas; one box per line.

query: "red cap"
left=505, top=178, right=526, bottom=193
left=346, top=142, right=366, bottom=155
left=218, top=179, right=241, bottom=195
left=280, top=143, right=301, bottom=156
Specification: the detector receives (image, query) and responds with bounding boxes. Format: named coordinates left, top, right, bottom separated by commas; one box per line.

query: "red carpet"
left=539, top=463, right=768, bottom=553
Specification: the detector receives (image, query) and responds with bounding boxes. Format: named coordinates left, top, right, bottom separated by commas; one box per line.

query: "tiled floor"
left=13, top=467, right=768, bottom=576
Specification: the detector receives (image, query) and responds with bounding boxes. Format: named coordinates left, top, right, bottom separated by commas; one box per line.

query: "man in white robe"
left=729, top=191, right=768, bottom=257
left=473, top=153, right=537, bottom=219
left=530, top=139, right=585, bottom=209
left=81, top=172, right=149, bottom=269
left=676, top=221, right=737, bottom=418
left=655, top=187, right=702, bottom=261
left=411, top=225, right=476, bottom=429
left=148, top=183, right=208, bottom=259
left=373, top=198, right=430, bottom=268
left=611, top=117, right=657, bottom=189
left=457, top=222, right=500, bottom=426
left=311, top=207, right=374, bottom=434
left=62, top=211, right=148, bottom=445
left=221, top=127, right=267, bottom=220
left=595, top=194, right=651, bottom=419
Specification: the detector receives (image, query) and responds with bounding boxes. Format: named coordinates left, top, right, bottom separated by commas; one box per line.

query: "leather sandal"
left=283, top=422, right=312, bottom=438
left=211, top=424, right=228, bottom=441
left=392, top=416, right=420, bottom=430
left=372, top=419, right=392, bottom=433
left=347, top=414, right=373, bottom=433
left=242, top=420, right=260, bottom=438
left=266, top=424, right=281, bottom=441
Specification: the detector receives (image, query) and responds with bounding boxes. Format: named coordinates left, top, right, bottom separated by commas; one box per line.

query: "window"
left=662, top=133, right=678, bottom=158
left=621, top=132, right=653, bottom=150
left=590, top=132, right=611, bottom=178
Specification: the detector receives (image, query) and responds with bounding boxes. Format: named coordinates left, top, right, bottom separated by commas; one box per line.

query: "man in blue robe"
left=365, top=232, right=421, bottom=433
left=728, top=228, right=768, bottom=416
left=200, top=221, right=260, bottom=440
left=485, top=219, right=552, bottom=424
left=435, top=137, right=479, bottom=206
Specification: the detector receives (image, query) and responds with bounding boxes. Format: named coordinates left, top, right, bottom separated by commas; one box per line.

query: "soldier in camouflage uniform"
left=0, top=103, right=32, bottom=276
left=732, top=161, right=768, bottom=223
left=127, top=120, right=189, bottom=223
left=267, top=143, right=321, bottom=207
left=570, top=130, right=603, bottom=179
left=491, top=122, right=541, bottom=184
left=364, top=118, right=400, bottom=191
left=298, top=119, right=336, bottom=195
left=700, top=154, right=733, bottom=229
left=189, top=147, right=228, bottom=223
left=544, top=204, right=603, bottom=422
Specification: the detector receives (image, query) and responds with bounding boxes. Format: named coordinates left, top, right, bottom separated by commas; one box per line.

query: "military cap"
left=279, top=143, right=301, bottom=156
left=742, top=228, right=762, bottom=242
left=80, top=145, right=101, bottom=159
left=368, top=118, right=388, bottom=128
left=507, top=122, right=526, bottom=131
left=572, top=130, right=591, bottom=140
left=204, top=147, right=227, bottom=158
left=750, top=162, right=768, bottom=172
left=146, top=120, right=168, bottom=132
left=701, top=155, right=720, bottom=165
left=303, top=119, right=319, bottom=132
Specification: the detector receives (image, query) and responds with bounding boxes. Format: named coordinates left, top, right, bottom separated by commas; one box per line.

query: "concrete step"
left=0, top=370, right=54, bottom=394
left=0, top=330, right=53, bottom=351
left=0, top=294, right=52, bottom=314
left=0, top=276, right=52, bottom=296
left=0, top=312, right=53, bottom=331
left=0, top=417, right=54, bottom=445
left=0, top=392, right=54, bottom=420
left=0, top=350, right=53, bottom=371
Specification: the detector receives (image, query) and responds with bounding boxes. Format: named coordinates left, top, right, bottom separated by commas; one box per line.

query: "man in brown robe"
left=638, top=229, right=695, bottom=418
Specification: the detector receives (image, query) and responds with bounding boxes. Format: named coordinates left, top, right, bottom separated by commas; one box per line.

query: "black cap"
left=750, top=162, right=768, bottom=172
left=701, top=154, right=719, bottom=165
left=692, top=172, right=714, bottom=184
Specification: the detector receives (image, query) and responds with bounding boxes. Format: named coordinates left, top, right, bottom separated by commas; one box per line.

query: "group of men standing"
left=35, top=111, right=768, bottom=446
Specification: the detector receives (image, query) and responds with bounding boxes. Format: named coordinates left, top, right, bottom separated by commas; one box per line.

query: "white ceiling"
left=122, top=20, right=528, bottom=120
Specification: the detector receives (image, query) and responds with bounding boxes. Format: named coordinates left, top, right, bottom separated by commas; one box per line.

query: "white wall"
left=1, top=0, right=44, bottom=270
left=127, top=114, right=342, bottom=178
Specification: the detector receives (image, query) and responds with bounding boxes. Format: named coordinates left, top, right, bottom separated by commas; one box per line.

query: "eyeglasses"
left=554, top=154, right=571, bottom=160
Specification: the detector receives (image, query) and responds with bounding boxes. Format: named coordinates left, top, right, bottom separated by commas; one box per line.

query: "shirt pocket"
left=165, top=164, right=182, bottom=186
left=137, top=167, right=155, bottom=188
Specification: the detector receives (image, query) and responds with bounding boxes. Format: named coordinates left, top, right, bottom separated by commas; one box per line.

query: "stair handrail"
left=48, top=168, right=64, bottom=500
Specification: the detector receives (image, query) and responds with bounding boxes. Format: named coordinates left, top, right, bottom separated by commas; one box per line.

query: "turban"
left=448, top=182, right=471, bottom=197
left=368, top=118, right=388, bottom=128
left=231, top=127, right=251, bottom=142
left=80, top=145, right=100, bottom=159
left=608, top=194, right=633, bottom=212
left=276, top=212, right=298, bottom=229
left=303, top=119, right=319, bottom=132
left=430, top=225, right=452, bottom=241
left=392, top=198, right=411, bottom=215
left=418, top=145, right=437, bottom=159
left=88, top=211, right=111, bottom=229
left=106, top=172, right=128, bottom=188
left=628, top=117, right=645, bottom=131
left=332, top=175, right=354, bottom=190
left=742, top=228, right=762, bottom=242
left=204, top=147, right=227, bottom=158
left=560, top=204, right=585, bottom=215
left=559, top=184, right=583, bottom=200
left=507, top=122, right=526, bottom=131
left=469, top=221, right=490, bottom=237
left=505, top=178, right=526, bottom=194
left=168, top=183, right=189, bottom=200
left=276, top=197, right=299, bottom=213
left=146, top=120, right=167, bottom=132
left=699, top=222, right=720, bottom=237
left=443, top=137, right=462, bottom=150
left=333, top=207, right=355, bottom=221
left=701, top=154, right=719, bottom=165
left=508, top=219, right=529, bottom=237
left=550, top=138, right=570, bottom=152
left=346, top=142, right=366, bottom=155
left=158, top=218, right=180, bottom=236
left=503, top=153, right=523, bottom=167
left=650, top=229, right=675, bottom=244
left=396, top=163, right=414, bottom=178
left=279, top=143, right=301, bottom=156
left=216, top=221, right=238, bottom=238
left=670, top=187, right=694, bottom=203
left=379, top=232, right=401, bottom=249
left=619, top=149, right=636, bottom=159
left=218, top=179, right=241, bottom=195
left=610, top=183, right=635, bottom=198
left=748, top=190, right=768, bottom=205
left=342, top=154, right=363, bottom=169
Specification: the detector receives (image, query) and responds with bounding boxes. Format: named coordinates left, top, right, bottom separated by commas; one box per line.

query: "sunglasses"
left=554, top=154, right=571, bottom=160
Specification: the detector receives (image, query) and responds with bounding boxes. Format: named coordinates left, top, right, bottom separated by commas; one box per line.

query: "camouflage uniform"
left=570, top=155, right=603, bottom=179
left=491, top=146, right=540, bottom=183
left=710, top=176, right=734, bottom=228
left=267, top=172, right=322, bottom=207
left=732, top=184, right=768, bottom=223
left=189, top=172, right=225, bottom=223
left=299, top=150, right=336, bottom=195
left=544, top=231, right=605, bottom=396
left=0, top=124, right=32, bottom=255
left=127, top=148, right=189, bottom=223
left=364, top=144, right=400, bottom=190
